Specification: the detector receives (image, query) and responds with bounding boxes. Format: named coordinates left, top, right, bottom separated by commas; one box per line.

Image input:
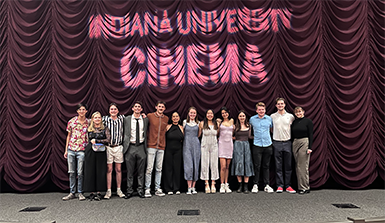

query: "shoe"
left=225, top=183, right=232, bottom=193
left=186, top=188, right=192, bottom=195
left=124, top=193, right=133, bottom=199
left=155, top=189, right=165, bottom=197
left=220, top=183, right=226, bottom=193
left=276, top=187, right=283, bottom=193
left=78, top=193, right=86, bottom=201
left=62, top=193, right=75, bottom=201
left=175, top=191, right=181, bottom=195
left=168, top=191, right=173, bottom=195
left=144, top=189, right=152, bottom=198
left=205, top=184, right=211, bottom=194
left=298, top=190, right=306, bottom=195
left=264, top=185, right=274, bottom=193
left=211, top=185, right=216, bottom=193
left=192, top=188, right=198, bottom=195
left=88, top=193, right=95, bottom=200
left=93, top=193, right=102, bottom=201
left=251, top=184, right=259, bottom=193
left=237, top=182, right=242, bottom=193
left=138, top=190, right=145, bottom=198
left=104, top=190, right=111, bottom=199
left=117, top=189, right=125, bottom=198
left=305, top=189, right=310, bottom=194
left=243, top=183, right=250, bottom=194
left=286, top=186, right=296, bottom=194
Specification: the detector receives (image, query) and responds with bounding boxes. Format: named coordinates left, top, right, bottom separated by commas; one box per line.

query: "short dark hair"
left=276, top=97, right=285, bottom=104
left=77, top=103, right=88, bottom=110
left=109, top=103, right=119, bottom=110
left=132, top=101, right=143, bottom=108
left=156, top=101, right=166, bottom=106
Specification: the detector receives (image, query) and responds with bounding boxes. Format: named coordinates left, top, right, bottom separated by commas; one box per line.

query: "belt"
left=109, top=144, right=122, bottom=147
left=130, top=142, right=144, bottom=146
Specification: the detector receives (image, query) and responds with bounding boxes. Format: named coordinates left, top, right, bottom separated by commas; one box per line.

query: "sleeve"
left=307, top=119, right=314, bottom=149
left=66, top=119, right=72, bottom=132
left=99, top=127, right=111, bottom=145
left=183, top=119, right=187, bottom=128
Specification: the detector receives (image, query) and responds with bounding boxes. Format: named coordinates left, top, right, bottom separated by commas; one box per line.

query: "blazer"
left=123, top=115, right=148, bottom=154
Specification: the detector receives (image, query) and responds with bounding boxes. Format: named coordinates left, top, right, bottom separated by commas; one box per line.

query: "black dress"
left=163, top=124, right=184, bottom=193
left=84, top=127, right=110, bottom=192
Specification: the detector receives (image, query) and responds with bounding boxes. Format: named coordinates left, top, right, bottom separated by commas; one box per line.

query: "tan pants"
left=292, top=138, right=310, bottom=190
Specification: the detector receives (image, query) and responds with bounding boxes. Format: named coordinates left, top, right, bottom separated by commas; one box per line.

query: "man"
left=271, top=98, right=296, bottom=193
left=144, top=101, right=169, bottom=198
left=249, top=102, right=274, bottom=194
left=123, top=101, right=148, bottom=199
left=103, top=103, right=125, bottom=199
left=63, top=103, right=89, bottom=201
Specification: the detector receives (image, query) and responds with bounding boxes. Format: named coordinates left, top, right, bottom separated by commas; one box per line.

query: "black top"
left=88, top=127, right=111, bottom=145
left=291, top=117, right=314, bottom=149
left=166, top=124, right=184, bottom=150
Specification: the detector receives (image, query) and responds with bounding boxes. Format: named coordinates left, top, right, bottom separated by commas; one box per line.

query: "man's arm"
left=64, top=131, right=71, bottom=159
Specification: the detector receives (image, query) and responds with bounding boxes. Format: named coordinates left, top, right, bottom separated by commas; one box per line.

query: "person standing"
left=123, top=101, right=148, bottom=199
left=232, top=110, right=254, bottom=193
left=84, top=111, right=110, bottom=201
left=144, top=101, right=169, bottom=198
left=217, top=107, right=234, bottom=193
left=249, top=102, right=274, bottom=194
left=199, top=109, right=219, bottom=194
left=291, top=106, right=313, bottom=194
left=271, top=98, right=296, bottom=193
left=163, top=112, right=184, bottom=195
left=62, top=103, right=89, bottom=201
left=183, top=107, right=201, bottom=195
left=103, top=103, right=125, bottom=199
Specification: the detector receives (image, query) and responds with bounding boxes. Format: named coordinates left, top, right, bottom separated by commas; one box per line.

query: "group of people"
left=62, top=98, right=313, bottom=201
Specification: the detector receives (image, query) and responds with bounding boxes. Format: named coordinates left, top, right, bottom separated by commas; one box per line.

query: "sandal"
left=211, top=184, right=216, bottom=193
left=205, top=182, right=211, bottom=194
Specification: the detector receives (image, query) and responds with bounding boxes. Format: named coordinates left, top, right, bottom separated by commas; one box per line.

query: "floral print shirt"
left=66, top=116, right=89, bottom=151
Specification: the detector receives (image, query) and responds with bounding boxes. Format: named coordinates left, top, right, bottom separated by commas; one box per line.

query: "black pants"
left=125, top=144, right=146, bottom=194
left=252, top=145, right=273, bottom=186
left=273, top=140, right=292, bottom=188
left=163, top=148, right=182, bottom=193
left=84, top=144, right=107, bottom=192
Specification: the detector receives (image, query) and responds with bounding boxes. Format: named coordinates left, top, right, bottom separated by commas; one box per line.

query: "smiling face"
left=276, top=99, right=285, bottom=112
left=155, top=103, right=166, bottom=115
left=77, top=106, right=87, bottom=118
left=206, top=110, right=214, bottom=121
left=256, top=106, right=265, bottom=118
left=221, top=109, right=229, bottom=120
left=238, top=112, right=246, bottom=123
left=132, top=103, right=143, bottom=115
left=92, top=113, right=102, bottom=125
left=188, top=108, right=197, bottom=121
left=295, top=108, right=305, bottom=118
left=172, top=112, right=180, bottom=124
left=109, top=105, right=119, bottom=118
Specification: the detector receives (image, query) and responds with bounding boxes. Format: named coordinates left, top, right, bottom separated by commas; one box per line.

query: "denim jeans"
left=145, top=148, right=164, bottom=190
left=67, top=149, right=85, bottom=194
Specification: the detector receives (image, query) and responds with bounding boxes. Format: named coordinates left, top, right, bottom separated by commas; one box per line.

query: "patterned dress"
left=183, top=121, right=201, bottom=181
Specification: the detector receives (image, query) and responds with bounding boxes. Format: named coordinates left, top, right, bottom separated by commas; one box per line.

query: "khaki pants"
left=292, top=138, right=310, bottom=190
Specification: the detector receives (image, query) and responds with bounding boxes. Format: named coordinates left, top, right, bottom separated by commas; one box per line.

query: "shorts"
left=106, top=145, right=124, bottom=164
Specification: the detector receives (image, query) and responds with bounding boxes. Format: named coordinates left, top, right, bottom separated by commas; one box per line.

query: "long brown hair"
left=235, top=110, right=249, bottom=132
left=186, top=107, right=199, bottom=123
left=203, top=109, right=218, bottom=130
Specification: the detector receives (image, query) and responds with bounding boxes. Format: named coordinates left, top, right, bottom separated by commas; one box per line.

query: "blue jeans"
left=67, top=150, right=85, bottom=194
left=145, top=148, right=164, bottom=190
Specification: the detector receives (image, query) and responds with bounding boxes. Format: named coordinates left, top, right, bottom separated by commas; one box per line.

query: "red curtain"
left=0, top=0, right=384, bottom=192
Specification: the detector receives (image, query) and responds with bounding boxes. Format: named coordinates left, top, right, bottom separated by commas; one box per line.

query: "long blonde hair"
left=88, top=111, right=105, bottom=132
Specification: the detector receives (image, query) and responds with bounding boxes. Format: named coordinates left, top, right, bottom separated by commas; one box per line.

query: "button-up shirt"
left=66, top=116, right=89, bottom=151
left=270, top=111, right=294, bottom=141
left=130, top=115, right=144, bottom=144
left=103, top=115, right=124, bottom=146
left=250, top=114, right=273, bottom=147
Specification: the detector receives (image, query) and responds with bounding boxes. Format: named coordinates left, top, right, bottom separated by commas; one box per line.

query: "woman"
left=217, top=107, right=234, bottom=193
left=84, top=111, right=110, bottom=201
left=183, top=107, right=201, bottom=195
left=291, top=106, right=313, bottom=195
left=231, top=110, right=254, bottom=193
left=199, top=109, right=219, bottom=193
left=163, top=112, right=184, bottom=195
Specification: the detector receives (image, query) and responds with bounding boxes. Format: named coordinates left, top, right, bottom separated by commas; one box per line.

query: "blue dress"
left=183, top=123, right=201, bottom=181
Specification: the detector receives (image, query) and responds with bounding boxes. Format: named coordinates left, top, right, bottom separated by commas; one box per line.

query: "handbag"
left=92, top=143, right=106, bottom=152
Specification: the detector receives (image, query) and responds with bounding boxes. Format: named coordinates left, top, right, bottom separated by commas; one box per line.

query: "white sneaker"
left=155, top=189, right=165, bottom=197
left=175, top=191, right=181, bottom=195
left=78, top=193, right=86, bottom=201
left=117, top=188, right=125, bottom=198
left=192, top=188, right=197, bottom=195
left=264, top=185, right=274, bottom=193
left=186, top=188, right=192, bottom=195
left=167, top=191, right=173, bottom=195
left=220, top=183, right=226, bottom=193
left=225, top=183, right=232, bottom=193
left=62, top=193, right=75, bottom=201
left=251, top=184, right=259, bottom=193
left=144, top=189, right=152, bottom=198
left=104, top=190, right=111, bottom=199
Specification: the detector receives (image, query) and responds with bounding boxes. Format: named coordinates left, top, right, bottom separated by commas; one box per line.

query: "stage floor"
left=0, top=189, right=384, bottom=223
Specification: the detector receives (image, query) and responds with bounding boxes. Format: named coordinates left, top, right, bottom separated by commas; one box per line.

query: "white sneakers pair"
left=186, top=187, right=197, bottom=195
left=251, top=184, right=274, bottom=193
left=219, top=183, right=232, bottom=193
left=144, top=188, right=165, bottom=198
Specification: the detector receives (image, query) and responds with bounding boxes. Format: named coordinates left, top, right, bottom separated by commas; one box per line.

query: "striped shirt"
left=103, top=115, right=124, bottom=146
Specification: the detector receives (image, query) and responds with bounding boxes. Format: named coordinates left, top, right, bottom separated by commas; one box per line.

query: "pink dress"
left=218, top=124, right=234, bottom=158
